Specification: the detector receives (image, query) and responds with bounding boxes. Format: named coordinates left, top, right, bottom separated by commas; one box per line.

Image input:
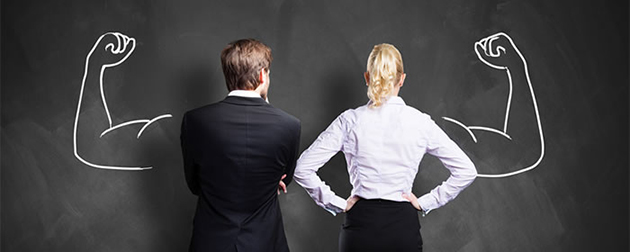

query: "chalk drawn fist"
left=474, top=32, right=525, bottom=70
left=87, top=32, right=136, bottom=68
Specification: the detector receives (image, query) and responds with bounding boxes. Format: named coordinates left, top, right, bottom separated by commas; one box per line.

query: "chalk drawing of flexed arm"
left=73, top=32, right=172, bottom=170
left=443, top=32, right=545, bottom=178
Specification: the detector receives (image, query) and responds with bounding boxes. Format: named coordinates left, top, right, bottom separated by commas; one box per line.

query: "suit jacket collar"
left=222, top=96, right=269, bottom=106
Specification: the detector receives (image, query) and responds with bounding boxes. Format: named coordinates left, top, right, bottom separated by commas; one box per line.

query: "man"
left=181, top=39, right=300, bottom=252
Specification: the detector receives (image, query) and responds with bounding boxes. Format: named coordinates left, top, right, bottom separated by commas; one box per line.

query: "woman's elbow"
left=470, top=163, right=478, bottom=177
left=466, top=163, right=478, bottom=181
left=292, top=166, right=311, bottom=181
left=456, top=160, right=477, bottom=182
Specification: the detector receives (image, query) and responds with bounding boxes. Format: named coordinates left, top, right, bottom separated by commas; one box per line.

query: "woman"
left=293, top=43, right=477, bottom=251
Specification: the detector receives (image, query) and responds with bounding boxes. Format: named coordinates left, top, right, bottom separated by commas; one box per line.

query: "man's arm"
left=282, top=120, right=301, bottom=187
left=181, top=113, right=200, bottom=195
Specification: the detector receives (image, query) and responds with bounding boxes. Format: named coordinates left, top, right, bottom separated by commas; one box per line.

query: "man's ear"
left=259, top=69, right=265, bottom=84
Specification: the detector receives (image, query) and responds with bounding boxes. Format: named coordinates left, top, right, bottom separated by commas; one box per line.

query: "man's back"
left=181, top=95, right=300, bottom=252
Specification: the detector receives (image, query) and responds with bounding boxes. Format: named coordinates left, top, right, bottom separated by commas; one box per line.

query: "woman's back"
left=293, top=43, right=476, bottom=252
left=340, top=96, right=434, bottom=202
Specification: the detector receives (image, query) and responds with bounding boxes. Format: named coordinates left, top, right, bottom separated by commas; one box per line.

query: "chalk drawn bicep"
left=73, top=31, right=171, bottom=171
left=444, top=32, right=545, bottom=178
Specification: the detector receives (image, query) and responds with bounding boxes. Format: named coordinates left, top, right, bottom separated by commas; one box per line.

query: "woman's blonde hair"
left=366, top=43, right=404, bottom=108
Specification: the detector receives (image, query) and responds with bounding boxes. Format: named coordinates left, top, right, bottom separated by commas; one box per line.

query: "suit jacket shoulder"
left=268, top=105, right=300, bottom=130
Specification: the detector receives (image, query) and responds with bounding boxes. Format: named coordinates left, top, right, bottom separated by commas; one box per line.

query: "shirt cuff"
left=418, top=193, right=439, bottom=216
left=324, top=196, right=347, bottom=216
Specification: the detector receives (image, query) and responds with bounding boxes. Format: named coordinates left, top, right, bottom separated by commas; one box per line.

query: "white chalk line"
left=442, top=117, right=478, bottom=143
left=137, top=114, right=173, bottom=138
left=100, top=119, right=149, bottom=138
left=468, top=126, right=512, bottom=140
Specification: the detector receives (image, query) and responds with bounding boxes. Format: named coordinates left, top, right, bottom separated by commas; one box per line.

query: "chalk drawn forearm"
left=443, top=32, right=545, bottom=178
left=73, top=32, right=172, bottom=170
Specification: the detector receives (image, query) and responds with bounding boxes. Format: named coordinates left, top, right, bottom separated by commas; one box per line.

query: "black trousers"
left=339, top=198, right=423, bottom=252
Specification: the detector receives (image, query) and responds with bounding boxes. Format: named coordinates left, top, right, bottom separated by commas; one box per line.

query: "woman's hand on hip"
left=345, top=195, right=360, bottom=212
left=402, top=192, right=422, bottom=211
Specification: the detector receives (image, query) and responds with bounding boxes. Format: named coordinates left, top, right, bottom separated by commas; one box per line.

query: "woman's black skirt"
left=339, top=198, right=423, bottom=252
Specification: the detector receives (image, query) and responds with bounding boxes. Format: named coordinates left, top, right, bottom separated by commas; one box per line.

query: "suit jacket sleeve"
left=282, top=120, right=301, bottom=187
left=181, top=112, right=200, bottom=195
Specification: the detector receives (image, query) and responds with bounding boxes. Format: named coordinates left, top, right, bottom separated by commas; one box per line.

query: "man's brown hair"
left=220, top=39, right=272, bottom=91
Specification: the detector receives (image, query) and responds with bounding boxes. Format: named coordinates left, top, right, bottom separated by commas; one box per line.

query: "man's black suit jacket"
left=181, top=96, right=300, bottom=252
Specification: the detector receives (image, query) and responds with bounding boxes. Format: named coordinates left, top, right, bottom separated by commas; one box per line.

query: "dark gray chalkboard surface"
left=2, top=0, right=628, bottom=251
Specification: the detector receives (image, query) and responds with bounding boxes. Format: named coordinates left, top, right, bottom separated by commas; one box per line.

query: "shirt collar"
left=228, top=90, right=262, bottom=98
left=387, top=96, right=406, bottom=105
left=367, top=96, right=406, bottom=106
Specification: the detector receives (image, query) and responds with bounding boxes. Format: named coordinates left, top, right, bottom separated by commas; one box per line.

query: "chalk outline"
left=443, top=32, right=545, bottom=178
left=73, top=32, right=172, bottom=171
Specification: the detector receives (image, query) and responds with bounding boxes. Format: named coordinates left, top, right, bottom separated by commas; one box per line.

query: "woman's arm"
left=417, top=119, right=477, bottom=215
left=293, top=112, right=350, bottom=216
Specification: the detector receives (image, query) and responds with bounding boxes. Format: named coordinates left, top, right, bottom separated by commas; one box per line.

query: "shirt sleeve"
left=293, top=112, right=350, bottom=216
left=417, top=119, right=477, bottom=214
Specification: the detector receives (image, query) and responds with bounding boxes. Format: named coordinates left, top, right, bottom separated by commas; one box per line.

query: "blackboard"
left=2, top=0, right=628, bottom=251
